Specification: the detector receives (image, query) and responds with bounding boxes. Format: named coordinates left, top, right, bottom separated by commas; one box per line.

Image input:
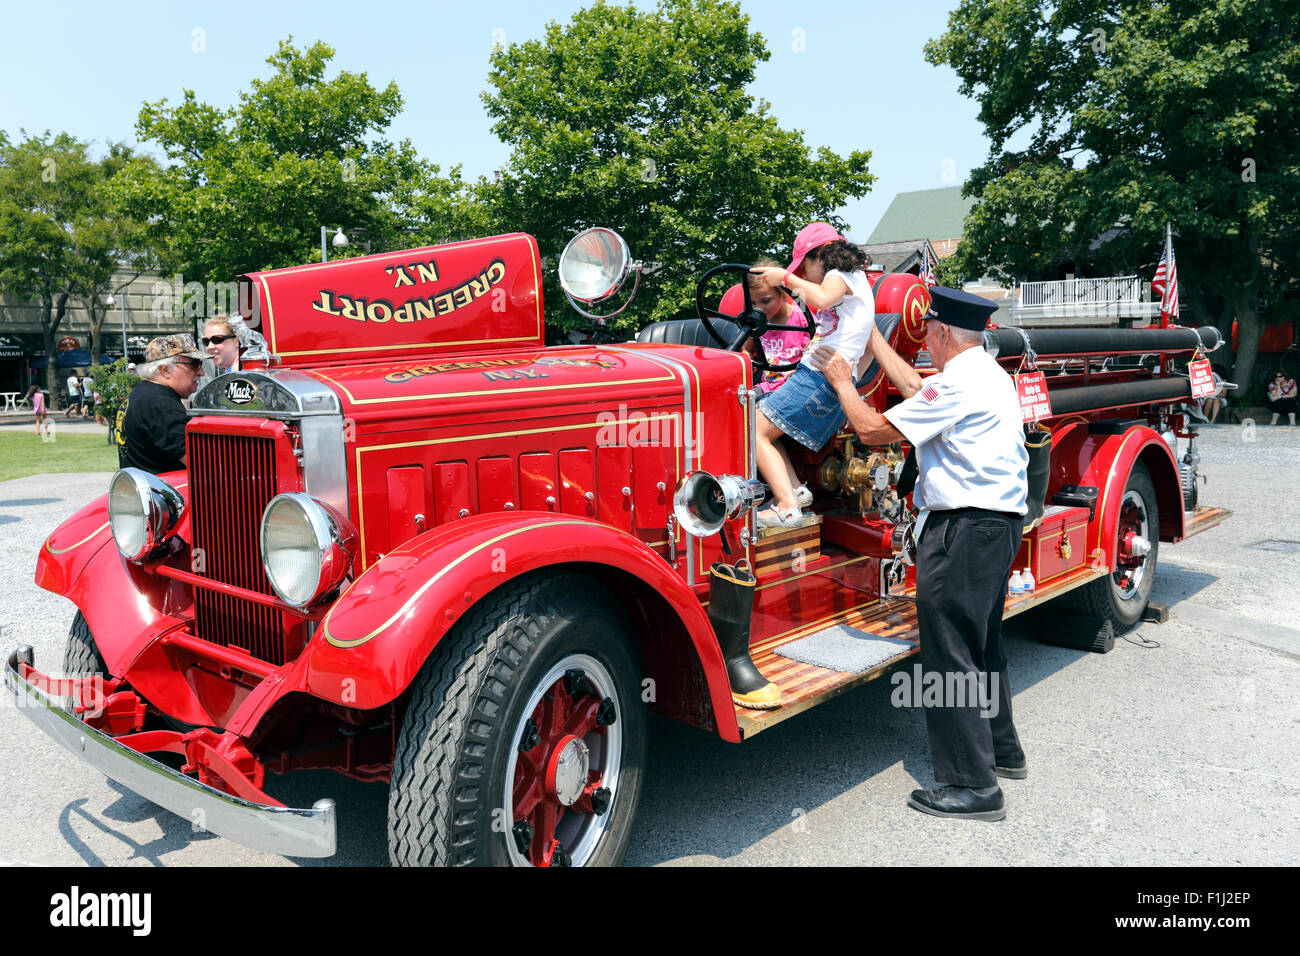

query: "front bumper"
left=4, top=645, right=336, bottom=858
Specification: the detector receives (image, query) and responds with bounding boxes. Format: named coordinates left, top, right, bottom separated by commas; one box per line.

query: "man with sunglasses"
left=116, top=334, right=207, bottom=475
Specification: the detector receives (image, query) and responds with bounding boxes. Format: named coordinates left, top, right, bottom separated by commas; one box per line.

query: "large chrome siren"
left=673, top=471, right=766, bottom=536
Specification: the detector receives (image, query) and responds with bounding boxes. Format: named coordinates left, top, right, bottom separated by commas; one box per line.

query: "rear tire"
left=388, top=571, right=647, bottom=867
left=1064, top=461, right=1159, bottom=632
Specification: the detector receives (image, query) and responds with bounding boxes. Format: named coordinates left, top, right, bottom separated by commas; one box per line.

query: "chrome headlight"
left=108, top=468, right=185, bottom=561
left=260, top=493, right=357, bottom=607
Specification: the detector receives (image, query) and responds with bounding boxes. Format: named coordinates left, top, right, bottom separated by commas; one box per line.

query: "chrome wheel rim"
left=1114, top=489, right=1151, bottom=600
left=503, top=653, right=622, bottom=867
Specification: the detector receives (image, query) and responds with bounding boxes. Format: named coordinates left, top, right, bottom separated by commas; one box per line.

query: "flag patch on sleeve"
left=921, top=385, right=939, bottom=403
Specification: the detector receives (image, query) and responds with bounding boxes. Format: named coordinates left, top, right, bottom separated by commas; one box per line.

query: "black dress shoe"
left=995, top=755, right=1028, bottom=779
left=907, top=784, right=1006, bottom=821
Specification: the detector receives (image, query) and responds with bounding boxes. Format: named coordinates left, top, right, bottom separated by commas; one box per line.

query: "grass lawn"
left=0, top=429, right=121, bottom=482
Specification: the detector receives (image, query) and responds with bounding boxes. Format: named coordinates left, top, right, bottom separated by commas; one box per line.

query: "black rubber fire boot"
left=708, top=560, right=780, bottom=710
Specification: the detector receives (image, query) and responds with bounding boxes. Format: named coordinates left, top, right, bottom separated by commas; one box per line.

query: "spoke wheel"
left=388, top=571, right=646, bottom=867
left=505, top=655, right=622, bottom=867
left=1063, top=461, right=1159, bottom=632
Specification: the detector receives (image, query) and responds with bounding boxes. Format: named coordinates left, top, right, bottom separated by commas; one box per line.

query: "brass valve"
left=817, top=439, right=896, bottom=515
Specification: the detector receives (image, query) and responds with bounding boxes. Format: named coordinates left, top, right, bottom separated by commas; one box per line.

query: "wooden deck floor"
left=733, top=504, right=1232, bottom=739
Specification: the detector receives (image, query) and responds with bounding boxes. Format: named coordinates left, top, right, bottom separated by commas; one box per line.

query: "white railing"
left=1012, top=275, right=1163, bottom=324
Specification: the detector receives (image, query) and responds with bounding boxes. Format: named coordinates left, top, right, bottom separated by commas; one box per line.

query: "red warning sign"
left=1015, top=370, right=1052, bottom=423
left=1188, top=359, right=1215, bottom=399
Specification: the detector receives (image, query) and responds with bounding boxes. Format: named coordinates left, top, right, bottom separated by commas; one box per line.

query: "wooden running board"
left=1181, top=505, right=1231, bottom=540
left=734, top=561, right=1111, bottom=740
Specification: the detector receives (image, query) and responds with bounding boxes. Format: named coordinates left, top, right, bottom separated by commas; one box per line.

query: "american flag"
left=921, top=244, right=936, bottom=288
left=1152, top=233, right=1179, bottom=319
left=921, top=385, right=939, bottom=403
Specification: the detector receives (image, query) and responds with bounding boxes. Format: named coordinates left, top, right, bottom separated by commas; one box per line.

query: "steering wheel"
left=695, top=264, right=815, bottom=373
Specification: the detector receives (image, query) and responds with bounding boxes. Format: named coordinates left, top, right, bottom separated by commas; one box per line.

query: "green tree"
left=0, top=131, right=152, bottom=399
left=926, top=0, right=1300, bottom=394
left=481, top=0, right=875, bottom=332
left=117, top=38, right=484, bottom=289
left=71, top=145, right=162, bottom=362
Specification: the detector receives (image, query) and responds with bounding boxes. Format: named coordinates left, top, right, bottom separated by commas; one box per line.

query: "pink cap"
left=787, top=222, right=847, bottom=276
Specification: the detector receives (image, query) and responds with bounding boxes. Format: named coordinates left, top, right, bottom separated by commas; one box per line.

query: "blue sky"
left=0, top=0, right=990, bottom=242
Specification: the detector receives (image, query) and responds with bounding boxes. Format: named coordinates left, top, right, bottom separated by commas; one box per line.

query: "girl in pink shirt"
left=27, top=385, right=47, bottom=436
left=740, top=259, right=812, bottom=394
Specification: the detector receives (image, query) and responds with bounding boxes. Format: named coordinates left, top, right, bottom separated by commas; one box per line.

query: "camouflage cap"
left=144, top=334, right=206, bottom=363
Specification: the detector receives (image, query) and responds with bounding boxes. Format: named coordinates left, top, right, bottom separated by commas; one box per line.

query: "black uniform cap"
left=926, top=285, right=998, bottom=332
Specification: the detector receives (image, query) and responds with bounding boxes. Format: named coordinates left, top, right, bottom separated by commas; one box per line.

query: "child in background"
left=741, top=258, right=812, bottom=395
left=749, top=223, right=877, bottom=529
left=27, top=385, right=47, bottom=436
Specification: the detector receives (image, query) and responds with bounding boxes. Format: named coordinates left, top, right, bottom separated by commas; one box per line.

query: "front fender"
left=307, top=512, right=735, bottom=736
left=35, top=473, right=192, bottom=677
left=1049, top=423, right=1182, bottom=565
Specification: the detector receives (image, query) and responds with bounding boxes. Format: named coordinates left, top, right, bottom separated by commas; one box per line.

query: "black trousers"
left=915, top=509, right=1024, bottom=788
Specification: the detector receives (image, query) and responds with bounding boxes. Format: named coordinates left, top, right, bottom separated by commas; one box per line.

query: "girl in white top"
left=750, top=234, right=876, bottom=528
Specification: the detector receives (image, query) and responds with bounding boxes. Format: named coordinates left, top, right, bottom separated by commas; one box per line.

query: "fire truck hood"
left=299, top=345, right=686, bottom=422
left=239, top=233, right=546, bottom=369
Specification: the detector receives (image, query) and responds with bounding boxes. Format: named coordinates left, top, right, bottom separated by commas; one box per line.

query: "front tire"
left=1064, top=461, right=1159, bottom=631
left=63, top=611, right=107, bottom=677
left=388, top=571, right=646, bottom=867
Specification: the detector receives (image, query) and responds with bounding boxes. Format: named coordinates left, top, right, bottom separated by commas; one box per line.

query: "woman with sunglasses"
left=202, top=317, right=243, bottom=376
left=1266, top=370, right=1297, bottom=426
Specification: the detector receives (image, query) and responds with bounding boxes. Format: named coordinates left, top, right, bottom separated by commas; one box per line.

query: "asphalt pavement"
left=0, top=421, right=1296, bottom=866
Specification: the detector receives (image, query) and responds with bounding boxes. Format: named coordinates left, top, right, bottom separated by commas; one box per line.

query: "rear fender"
left=1048, top=424, right=1182, bottom=566
left=307, top=512, right=738, bottom=740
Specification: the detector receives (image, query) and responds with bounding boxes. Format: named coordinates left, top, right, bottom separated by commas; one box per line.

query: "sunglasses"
left=202, top=334, right=236, bottom=346
left=176, top=359, right=204, bottom=370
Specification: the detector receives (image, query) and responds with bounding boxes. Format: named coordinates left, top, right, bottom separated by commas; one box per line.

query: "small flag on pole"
left=921, top=243, right=936, bottom=288
left=1152, top=224, right=1179, bottom=322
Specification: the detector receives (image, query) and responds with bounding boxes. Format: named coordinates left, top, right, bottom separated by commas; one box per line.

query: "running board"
left=1180, top=505, right=1232, bottom=541
left=733, top=563, right=1109, bottom=740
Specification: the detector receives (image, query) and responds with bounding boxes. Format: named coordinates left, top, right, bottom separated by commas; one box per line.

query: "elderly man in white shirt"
left=813, top=285, right=1029, bottom=822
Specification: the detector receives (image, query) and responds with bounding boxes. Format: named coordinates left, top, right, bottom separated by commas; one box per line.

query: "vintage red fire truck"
left=6, top=228, right=1229, bottom=866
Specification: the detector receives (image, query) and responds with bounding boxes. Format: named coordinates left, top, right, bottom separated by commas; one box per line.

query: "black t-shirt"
left=116, top=380, right=189, bottom=475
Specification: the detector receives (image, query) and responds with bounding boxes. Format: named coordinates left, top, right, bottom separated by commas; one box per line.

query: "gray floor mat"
left=774, top=625, right=914, bottom=673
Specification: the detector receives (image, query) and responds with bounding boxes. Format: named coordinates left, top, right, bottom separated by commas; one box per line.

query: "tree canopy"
left=117, top=39, right=483, bottom=286
left=926, top=0, right=1300, bottom=393
left=0, top=131, right=155, bottom=393
left=481, top=0, right=875, bottom=331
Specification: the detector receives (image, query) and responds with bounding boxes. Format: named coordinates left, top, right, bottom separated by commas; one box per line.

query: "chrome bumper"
left=4, top=645, right=336, bottom=858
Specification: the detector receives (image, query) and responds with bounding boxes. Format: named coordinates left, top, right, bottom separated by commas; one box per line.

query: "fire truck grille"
left=188, top=431, right=286, bottom=666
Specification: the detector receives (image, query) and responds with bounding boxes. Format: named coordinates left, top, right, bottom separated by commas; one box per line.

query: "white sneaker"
left=794, top=485, right=813, bottom=508
left=756, top=505, right=805, bottom=530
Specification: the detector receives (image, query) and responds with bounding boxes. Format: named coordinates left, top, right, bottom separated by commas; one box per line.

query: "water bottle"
left=1008, top=570, right=1025, bottom=596
left=1022, top=568, right=1035, bottom=593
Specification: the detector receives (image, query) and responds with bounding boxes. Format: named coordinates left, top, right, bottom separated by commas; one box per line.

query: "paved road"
left=1, top=422, right=1297, bottom=866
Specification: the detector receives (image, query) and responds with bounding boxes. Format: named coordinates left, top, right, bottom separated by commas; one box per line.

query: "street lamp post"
left=104, top=291, right=128, bottom=362
left=320, top=226, right=350, bottom=262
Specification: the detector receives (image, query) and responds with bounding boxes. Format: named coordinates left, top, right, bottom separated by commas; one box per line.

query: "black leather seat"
left=636, top=310, right=905, bottom=388
left=636, top=318, right=741, bottom=348
left=856, top=312, right=902, bottom=386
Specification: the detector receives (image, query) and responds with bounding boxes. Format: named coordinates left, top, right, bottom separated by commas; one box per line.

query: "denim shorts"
left=757, top=363, right=845, bottom=451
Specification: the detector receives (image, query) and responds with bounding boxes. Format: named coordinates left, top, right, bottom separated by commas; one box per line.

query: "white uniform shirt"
left=799, top=268, right=875, bottom=371
left=883, top=346, right=1029, bottom=541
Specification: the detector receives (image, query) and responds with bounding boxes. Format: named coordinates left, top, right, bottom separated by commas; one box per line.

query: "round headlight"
left=260, top=493, right=357, bottom=607
left=558, top=227, right=631, bottom=304
left=108, top=468, right=184, bottom=561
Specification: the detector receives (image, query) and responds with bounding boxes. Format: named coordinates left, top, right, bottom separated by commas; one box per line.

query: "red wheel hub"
left=512, top=676, right=606, bottom=866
